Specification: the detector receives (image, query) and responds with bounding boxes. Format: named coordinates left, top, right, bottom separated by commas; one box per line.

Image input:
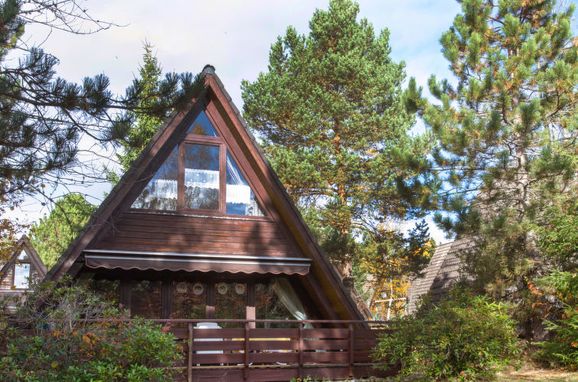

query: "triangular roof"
left=0, top=235, right=47, bottom=284
left=46, top=65, right=365, bottom=320
left=407, top=238, right=473, bottom=313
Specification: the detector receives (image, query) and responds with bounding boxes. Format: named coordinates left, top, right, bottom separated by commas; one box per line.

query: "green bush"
left=0, top=281, right=182, bottom=382
left=536, top=271, right=578, bottom=370
left=374, top=288, right=519, bottom=381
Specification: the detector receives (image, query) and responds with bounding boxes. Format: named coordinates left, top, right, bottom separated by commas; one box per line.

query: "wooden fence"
left=5, top=318, right=395, bottom=382
left=158, top=319, right=394, bottom=382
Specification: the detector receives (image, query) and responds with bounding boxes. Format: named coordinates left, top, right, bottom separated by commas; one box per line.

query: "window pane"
left=171, top=281, right=205, bottom=319
left=132, top=147, right=178, bottom=210
left=186, top=111, right=218, bottom=137
left=13, top=263, right=30, bottom=289
left=131, top=280, right=162, bottom=318
left=184, top=144, right=220, bottom=210
left=255, top=282, right=294, bottom=327
left=215, top=282, right=246, bottom=327
left=17, top=250, right=27, bottom=261
left=226, top=154, right=264, bottom=216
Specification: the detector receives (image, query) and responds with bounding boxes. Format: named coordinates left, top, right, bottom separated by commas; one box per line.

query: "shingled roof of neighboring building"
left=407, top=238, right=473, bottom=314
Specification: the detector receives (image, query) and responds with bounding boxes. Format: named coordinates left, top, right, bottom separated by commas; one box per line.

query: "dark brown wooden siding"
left=0, top=268, right=13, bottom=289
left=90, top=211, right=303, bottom=258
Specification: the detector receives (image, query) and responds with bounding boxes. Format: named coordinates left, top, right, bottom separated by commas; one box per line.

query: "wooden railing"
left=5, top=318, right=394, bottom=382
left=149, top=319, right=393, bottom=382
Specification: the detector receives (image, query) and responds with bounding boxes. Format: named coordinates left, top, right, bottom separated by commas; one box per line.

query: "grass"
left=497, top=365, right=578, bottom=382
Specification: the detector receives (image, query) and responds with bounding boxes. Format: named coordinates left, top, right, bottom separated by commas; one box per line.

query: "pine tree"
left=407, top=0, right=577, bottom=329
left=117, top=43, right=164, bottom=171
left=0, top=0, right=203, bottom=205
left=242, top=0, right=434, bottom=276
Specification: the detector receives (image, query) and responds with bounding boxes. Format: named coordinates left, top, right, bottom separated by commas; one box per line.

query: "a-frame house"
left=1, top=235, right=47, bottom=310
left=46, top=66, right=386, bottom=381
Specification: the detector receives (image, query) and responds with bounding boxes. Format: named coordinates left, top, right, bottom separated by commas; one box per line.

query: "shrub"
left=374, top=288, right=519, bottom=381
left=536, top=271, right=578, bottom=370
left=0, top=280, right=182, bottom=382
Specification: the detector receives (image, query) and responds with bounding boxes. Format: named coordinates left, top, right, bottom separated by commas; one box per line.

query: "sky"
left=13, top=0, right=574, bottom=242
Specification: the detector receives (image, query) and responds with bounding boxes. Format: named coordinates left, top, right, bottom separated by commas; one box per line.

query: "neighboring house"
left=45, top=66, right=385, bottom=381
left=407, top=238, right=473, bottom=314
left=0, top=235, right=47, bottom=311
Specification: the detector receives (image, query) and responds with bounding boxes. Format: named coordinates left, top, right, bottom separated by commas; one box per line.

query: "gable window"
left=184, top=143, right=220, bottom=210
left=226, top=154, right=263, bottom=216
left=13, top=251, right=31, bottom=289
left=133, top=111, right=264, bottom=216
left=132, top=148, right=178, bottom=210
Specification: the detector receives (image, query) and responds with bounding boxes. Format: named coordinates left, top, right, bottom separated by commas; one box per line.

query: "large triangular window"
left=132, top=111, right=265, bottom=217
left=226, top=154, right=264, bottom=216
left=132, top=147, right=178, bottom=210
left=186, top=111, right=218, bottom=136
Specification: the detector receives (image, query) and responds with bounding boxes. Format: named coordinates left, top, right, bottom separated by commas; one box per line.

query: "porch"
left=151, top=318, right=393, bottom=382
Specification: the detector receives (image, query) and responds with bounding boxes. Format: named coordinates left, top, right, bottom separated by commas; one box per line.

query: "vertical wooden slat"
left=187, top=323, right=193, bottom=382
left=178, top=143, right=184, bottom=210
left=246, top=283, right=256, bottom=329
left=219, top=143, right=226, bottom=212
left=120, top=280, right=132, bottom=316
left=243, top=321, right=249, bottom=381
left=206, top=283, right=215, bottom=319
left=298, top=322, right=304, bottom=376
left=161, top=280, right=171, bottom=319
left=348, top=323, right=354, bottom=377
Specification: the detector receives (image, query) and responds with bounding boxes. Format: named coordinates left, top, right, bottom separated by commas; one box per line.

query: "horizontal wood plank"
left=248, top=340, right=297, bottom=351
left=193, top=328, right=244, bottom=338
left=249, top=352, right=299, bottom=364
left=191, top=353, right=244, bottom=364
left=302, top=351, right=349, bottom=364
left=302, top=339, right=348, bottom=351
left=302, top=328, right=349, bottom=339
left=248, top=328, right=298, bottom=339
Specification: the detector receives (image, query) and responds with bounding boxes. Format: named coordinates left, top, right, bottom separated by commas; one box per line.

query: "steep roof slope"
left=407, top=238, right=473, bottom=314
left=46, top=65, right=366, bottom=321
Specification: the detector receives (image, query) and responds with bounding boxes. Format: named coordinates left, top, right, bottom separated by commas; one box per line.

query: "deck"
left=157, top=318, right=393, bottom=382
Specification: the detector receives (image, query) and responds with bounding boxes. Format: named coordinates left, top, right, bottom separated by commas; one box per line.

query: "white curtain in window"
left=272, top=279, right=308, bottom=321
left=151, top=179, right=178, bottom=200
left=184, top=169, right=219, bottom=189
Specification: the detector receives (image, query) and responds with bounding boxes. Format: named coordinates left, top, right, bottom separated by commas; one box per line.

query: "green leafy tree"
left=117, top=42, right=164, bottom=171
left=536, top=271, right=578, bottom=370
left=375, top=288, right=519, bottom=381
left=242, top=0, right=434, bottom=275
left=356, top=220, right=434, bottom=320
left=407, top=0, right=577, bottom=319
left=0, top=0, right=202, bottom=205
left=1, top=280, right=181, bottom=381
left=30, top=193, right=96, bottom=268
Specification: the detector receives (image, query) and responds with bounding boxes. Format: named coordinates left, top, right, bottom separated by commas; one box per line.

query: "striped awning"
left=83, top=249, right=310, bottom=275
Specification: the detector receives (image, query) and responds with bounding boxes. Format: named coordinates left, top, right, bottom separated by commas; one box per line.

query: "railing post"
left=298, top=322, right=304, bottom=377
left=188, top=323, right=193, bottom=382
left=348, top=323, right=354, bottom=378
left=243, top=320, right=249, bottom=381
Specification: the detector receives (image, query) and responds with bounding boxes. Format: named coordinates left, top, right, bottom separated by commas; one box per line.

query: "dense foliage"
left=374, top=288, right=519, bottom=381
left=242, top=0, right=434, bottom=280
left=356, top=220, right=434, bottom=319
left=536, top=271, right=578, bottom=370
left=406, top=0, right=577, bottom=338
left=0, top=280, right=181, bottom=381
left=30, top=193, right=95, bottom=267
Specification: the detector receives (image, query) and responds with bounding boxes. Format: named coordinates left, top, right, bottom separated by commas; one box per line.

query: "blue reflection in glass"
left=186, top=111, right=218, bottom=137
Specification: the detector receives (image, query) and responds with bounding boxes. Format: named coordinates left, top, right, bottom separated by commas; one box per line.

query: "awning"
left=83, top=249, right=311, bottom=275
